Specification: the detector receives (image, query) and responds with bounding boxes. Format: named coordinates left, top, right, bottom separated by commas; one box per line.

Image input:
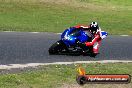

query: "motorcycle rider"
left=74, top=22, right=107, bottom=57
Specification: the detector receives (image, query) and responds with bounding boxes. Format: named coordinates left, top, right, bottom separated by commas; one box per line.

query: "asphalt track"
left=0, top=32, right=132, bottom=65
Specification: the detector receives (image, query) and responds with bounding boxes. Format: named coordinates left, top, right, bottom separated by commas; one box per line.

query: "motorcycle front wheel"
left=48, top=40, right=67, bottom=55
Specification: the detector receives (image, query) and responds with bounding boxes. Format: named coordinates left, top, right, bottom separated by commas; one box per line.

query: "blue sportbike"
left=48, top=27, right=107, bottom=56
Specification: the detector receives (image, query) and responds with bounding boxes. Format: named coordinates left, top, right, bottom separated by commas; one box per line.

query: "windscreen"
left=70, top=29, right=81, bottom=37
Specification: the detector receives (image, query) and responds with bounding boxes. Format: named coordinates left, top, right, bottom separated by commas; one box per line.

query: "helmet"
left=89, top=22, right=99, bottom=34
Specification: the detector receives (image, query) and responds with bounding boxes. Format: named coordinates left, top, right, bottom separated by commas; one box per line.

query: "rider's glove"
left=85, top=42, right=92, bottom=46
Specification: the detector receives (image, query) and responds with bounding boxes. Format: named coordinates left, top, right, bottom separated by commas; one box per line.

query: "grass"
left=0, top=0, right=131, bottom=35
left=0, top=63, right=132, bottom=88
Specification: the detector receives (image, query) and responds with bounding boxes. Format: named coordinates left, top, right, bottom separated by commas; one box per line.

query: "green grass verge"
left=0, top=63, right=132, bottom=88
left=0, top=0, right=132, bottom=35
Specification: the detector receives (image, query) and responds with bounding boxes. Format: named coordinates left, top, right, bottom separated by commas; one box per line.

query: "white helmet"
left=90, top=22, right=99, bottom=34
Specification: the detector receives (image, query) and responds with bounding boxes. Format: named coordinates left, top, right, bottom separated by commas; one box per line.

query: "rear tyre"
left=49, top=40, right=67, bottom=55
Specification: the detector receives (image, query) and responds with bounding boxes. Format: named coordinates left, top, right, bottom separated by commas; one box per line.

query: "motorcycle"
left=48, top=27, right=108, bottom=56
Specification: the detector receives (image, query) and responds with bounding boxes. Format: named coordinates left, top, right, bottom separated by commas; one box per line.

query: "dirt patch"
left=1, top=0, right=111, bottom=11
left=38, top=0, right=104, bottom=11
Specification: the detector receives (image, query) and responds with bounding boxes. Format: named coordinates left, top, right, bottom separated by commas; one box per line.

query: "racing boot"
left=89, top=47, right=99, bottom=57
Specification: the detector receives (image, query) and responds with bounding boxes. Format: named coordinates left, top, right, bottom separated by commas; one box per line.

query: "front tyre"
left=48, top=40, right=67, bottom=55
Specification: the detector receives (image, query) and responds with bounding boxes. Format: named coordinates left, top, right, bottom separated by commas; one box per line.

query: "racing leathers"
left=74, top=25, right=102, bottom=54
